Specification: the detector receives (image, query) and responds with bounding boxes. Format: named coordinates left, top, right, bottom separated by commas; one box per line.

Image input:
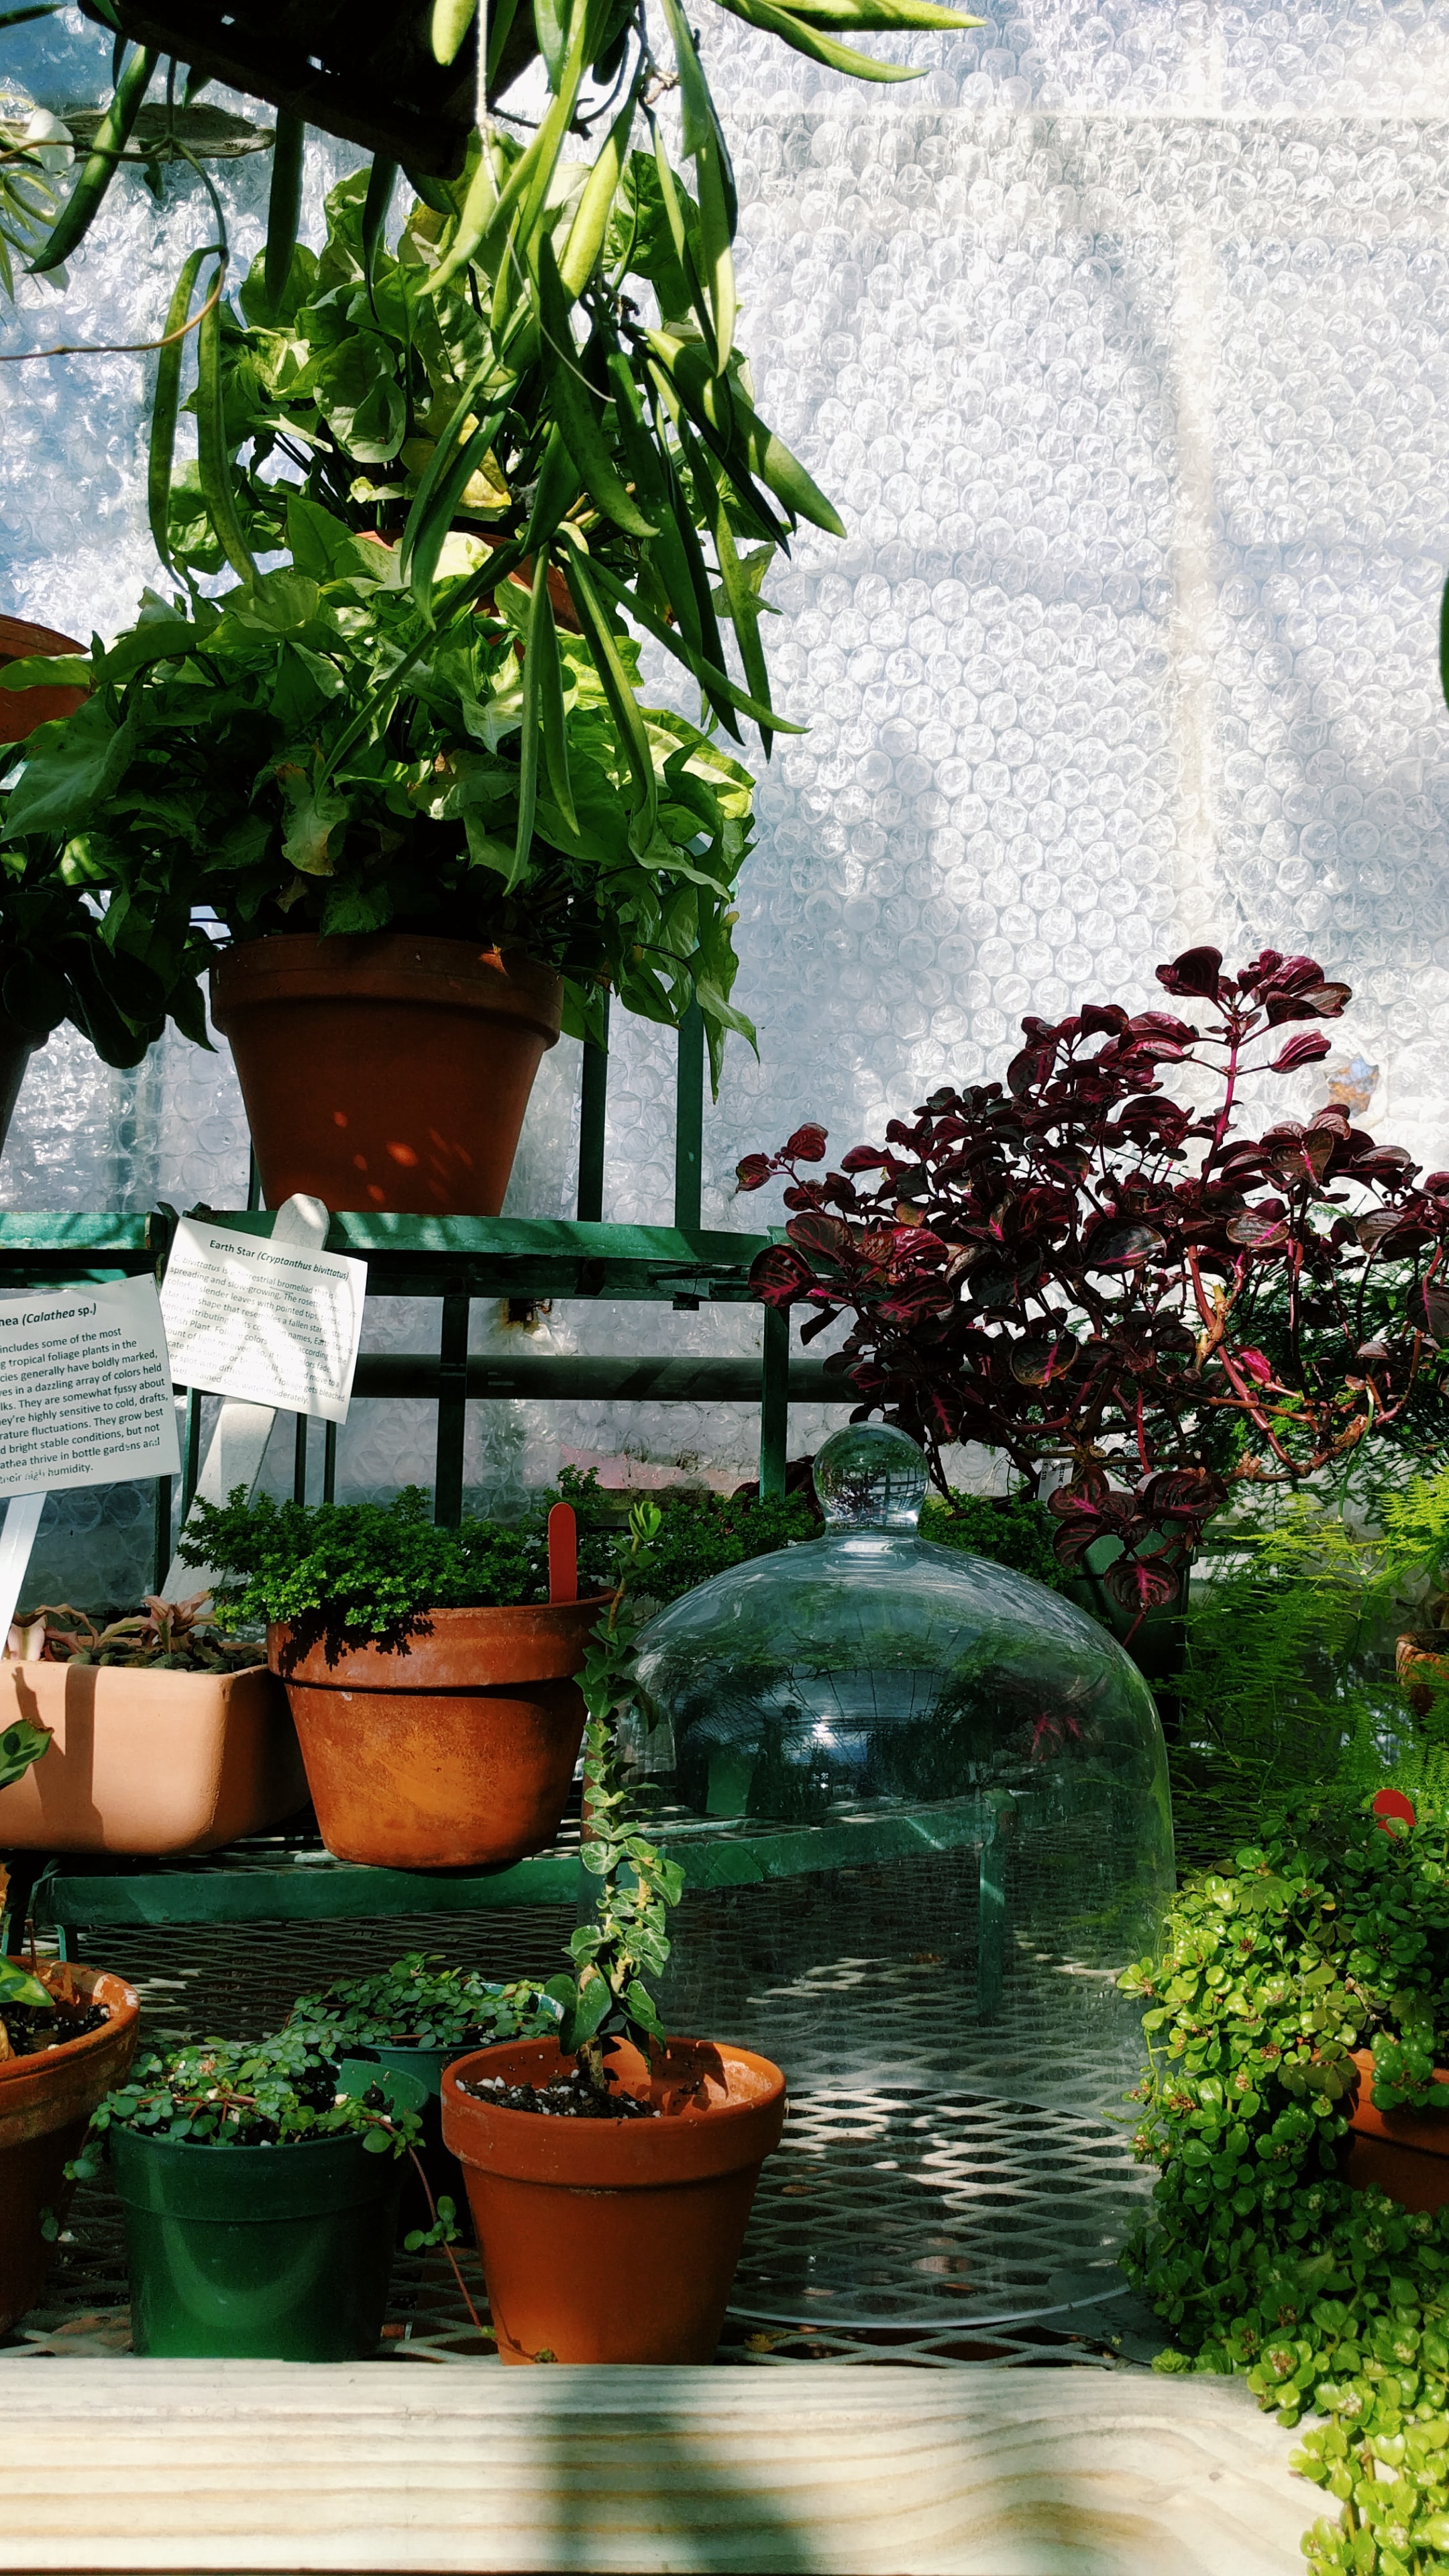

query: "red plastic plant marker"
left=1373, top=1787, right=1417, bottom=1836
left=547, top=1502, right=578, bottom=1605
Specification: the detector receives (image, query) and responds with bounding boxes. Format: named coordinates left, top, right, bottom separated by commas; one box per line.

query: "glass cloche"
left=634, top=1424, right=1173, bottom=2336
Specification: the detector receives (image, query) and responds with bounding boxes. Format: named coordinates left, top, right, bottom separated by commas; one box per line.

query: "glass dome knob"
left=813, top=1422, right=928, bottom=1533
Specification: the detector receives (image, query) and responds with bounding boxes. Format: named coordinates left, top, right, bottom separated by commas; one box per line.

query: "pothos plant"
left=15, top=0, right=971, bottom=1078
left=740, top=947, right=1449, bottom=1619
left=542, top=1497, right=686, bottom=2081
left=1124, top=1799, right=1449, bottom=2575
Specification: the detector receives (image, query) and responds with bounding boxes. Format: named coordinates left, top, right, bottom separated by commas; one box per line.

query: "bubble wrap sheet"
left=3, top=2, right=1449, bottom=1556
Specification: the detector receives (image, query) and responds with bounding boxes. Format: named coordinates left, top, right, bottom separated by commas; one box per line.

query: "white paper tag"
left=0, top=1275, right=181, bottom=1498
left=160, top=1215, right=366, bottom=1425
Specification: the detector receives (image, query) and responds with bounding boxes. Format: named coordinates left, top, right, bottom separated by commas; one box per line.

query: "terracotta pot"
left=441, top=2035, right=787, bottom=2364
left=0, top=1661, right=307, bottom=1856
left=209, top=934, right=562, bottom=1217
left=0, top=1962, right=140, bottom=2332
left=0, top=612, right=87, bottom=747
left=269, top=1598, right=612, bottom=1869
left=1346, top=2047, right=1449, bottom=2212
left=1397, top=1633, right=1449, bottom=1720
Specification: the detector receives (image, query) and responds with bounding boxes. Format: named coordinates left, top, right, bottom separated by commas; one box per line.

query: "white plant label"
left=0, top=1274, right=180, bottom=1497
left=160, top=1216, right=366, bottom=1424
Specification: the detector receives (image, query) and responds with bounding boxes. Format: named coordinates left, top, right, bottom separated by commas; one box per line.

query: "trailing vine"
left=545, top=1497, right=686, bottom=2083
left=1125, top=1801, right=1449, bottom=2571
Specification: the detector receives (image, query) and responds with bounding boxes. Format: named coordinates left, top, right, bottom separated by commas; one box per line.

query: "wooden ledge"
left=0, top=2357, right=1309, bottom=2574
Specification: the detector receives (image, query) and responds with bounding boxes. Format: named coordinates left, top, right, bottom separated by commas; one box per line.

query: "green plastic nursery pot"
left=346, top=2041, right=470, bottom=2240
left=111, top=2126, right=405, bottom=2359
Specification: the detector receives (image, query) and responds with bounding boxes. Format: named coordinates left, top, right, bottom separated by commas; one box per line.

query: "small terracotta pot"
left=0, top=1962, right=140, bottom=2332
left=1346, top=2047, right=1449, bottom=2212
left=210, top=933, right=562, bottom=1217
left=269, top=1598, right=612, bottom=1870
left=0, top=1661, right=307, bottom=1856
left=441, top=2034, right=787, bottom=2364
left=0, top=612, right=87, bottom=747
left=1397, top=1633, right=1449, bottom=1720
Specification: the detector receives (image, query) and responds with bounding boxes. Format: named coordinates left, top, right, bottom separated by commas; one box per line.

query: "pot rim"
left=441, top=2035, right=788, bottom=2188
left=209, top=932, right=564, bottom=1030
left=0, top=1962, right=138, bottom=2082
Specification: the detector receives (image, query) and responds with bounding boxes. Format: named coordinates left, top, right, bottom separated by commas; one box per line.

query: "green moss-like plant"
left=181, top=1483, right=616, bottom=1647
left=286, top=1953, right=558, bottom=2053
left=1124, top=1799, right=1449, bottom=2572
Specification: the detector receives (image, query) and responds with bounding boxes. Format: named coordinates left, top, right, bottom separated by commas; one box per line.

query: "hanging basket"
left=87, top=1, right=475, bottom=174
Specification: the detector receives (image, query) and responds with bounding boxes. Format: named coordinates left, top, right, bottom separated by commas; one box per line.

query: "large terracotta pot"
left=0, top=612, right=87, bottom=746
left=0, top=1661, right=307, bottom=1856
left=0, top=1962, right=140, bottom=2332
left=442, top=2035, right=787, bottom=2364
left=1346, top=2047, right=1449, bottom=2212
left=269, top=1598, right=611, bottom=1869
left=209, top=933, right=562, bottom=1217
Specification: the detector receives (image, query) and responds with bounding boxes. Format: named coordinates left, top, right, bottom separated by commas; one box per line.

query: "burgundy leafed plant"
left=739, top=947, right=1449, bottom=1617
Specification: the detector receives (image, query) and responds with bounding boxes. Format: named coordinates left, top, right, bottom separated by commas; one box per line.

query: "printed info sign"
left=160, top=1218, right=366, bottom=1424
left=0, top=1275, right=181, bottom=1498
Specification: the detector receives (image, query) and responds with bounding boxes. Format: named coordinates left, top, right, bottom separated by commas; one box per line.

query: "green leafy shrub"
left=919, top=1489, right=1065, bottom=1590
left=286, top=1953, right=559, bottom=2051
left=82, top=2028, right=423, bottom=2155
left=182, top=1483, right=616, bottom=1646
left=625, top=1487, right=818, bottom=1607
left=1125, top=1801, right=1449, bottom=2571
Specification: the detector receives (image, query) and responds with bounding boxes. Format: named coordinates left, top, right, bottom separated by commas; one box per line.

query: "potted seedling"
left=1, top=1697, right=140, bottom=2331
left=286, top=1951, right=561, bottom=2235
left=0, top=1592, right=306, bottom=1857
left=441, top=1503, right=787, bottom=2365
left=79, top=2027, right=426, bottom=2359
left=182, top=1487, right=613, bottom=1870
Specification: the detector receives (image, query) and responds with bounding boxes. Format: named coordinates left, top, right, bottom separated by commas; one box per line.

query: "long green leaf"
left=653, top=334, right=845, bottom=538
left=196, top=266, right=256, bottom=586
left=431, top=0, right=478, bottom=61
left=647, top=115, right=713, bottom=354
left=513, top=555, right=551, bottom=881
left=782, top=0, right=979, bottom=21
left=30, top=40, right=156, bottom=272
left=608, top=354, right=739, bottom=739
left=148, top=242, right=217, bottom=575
left=406, top=402, right=511, bottom=609
left=430, top=0, right=599, bottom=298
left=584, top=553, right=805, bottom=733
left=537, top=235, right=654, bottom=537
left=534, top=565, right=576, bottom=831
left=264, top=111, right=305, bottom=312
left=657, top=0, right=735, bottom=369
left=710, top=498, right=773, bottom=753
left=523, top=423, right=583, bottom=556
left=563, top=549, right=657, bottom=841
left=646, top=354, right=784, bottom=547
left=558, top=82, right=639, bottom=300
left=708, top=0, right=930, bottom=78
left=362, top=156, right=400, bottom=303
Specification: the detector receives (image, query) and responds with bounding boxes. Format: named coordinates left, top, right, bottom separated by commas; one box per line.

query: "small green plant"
left=9, top=1591, right=265, bottom=1672
left=623, top=1485, right=818, bottom=1607
left=919, top=1489, right=1065, bottom=1591
left=1124, top=1799, right=1449, bottom=2572
left=78, top=2028, right=425, bottom=2159
left=286, top=1953, right=559, bottom=2052
left=180, top=1483, right=615, bottom=1647
left=543, top=1500, right=686, bottom=2086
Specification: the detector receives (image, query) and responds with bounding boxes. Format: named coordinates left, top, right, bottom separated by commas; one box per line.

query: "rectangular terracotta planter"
left=0, top=1660, right=307, bottom=1855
